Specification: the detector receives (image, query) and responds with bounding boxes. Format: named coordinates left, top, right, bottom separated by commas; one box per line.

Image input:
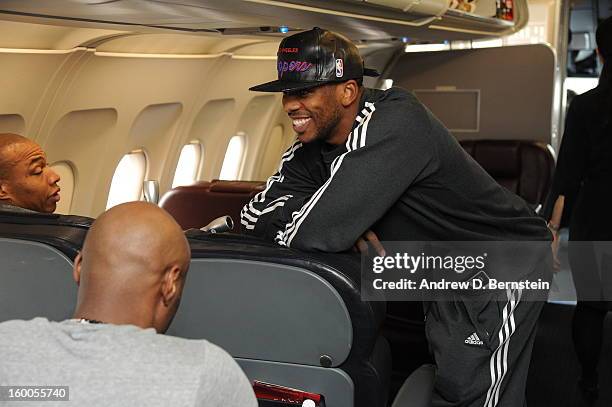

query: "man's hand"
left=353, top=230, right=386, bottom=256
left=548, top=222, right=561, bottom=272
left=551, top=233, right=562, bottom=272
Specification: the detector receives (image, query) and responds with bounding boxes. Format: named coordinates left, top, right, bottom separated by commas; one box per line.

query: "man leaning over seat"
left=0, top=133, right=61, bottom=214
left=242, top=27, right=551, bottom=407
left=0, top=202, right=257, bottom=407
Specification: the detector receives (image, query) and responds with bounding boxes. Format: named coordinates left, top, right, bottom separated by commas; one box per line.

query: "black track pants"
left=425, top=279, right=547, bottom=407
left=572, top=301, right=610, bottom=380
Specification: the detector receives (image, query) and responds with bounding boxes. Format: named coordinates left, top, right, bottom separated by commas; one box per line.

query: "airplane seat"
left=0, top=210, right=92, bottom=323
left=391, top=364, right=435, bottom=407
left=159, top=180, right=265, bottom=230
left=209, top=179, right=265, bottom=194
left=459, top=140, right=555, bottom=209
left=158, top=181, right=212, bottom=228
left=169, top=232, right=391, bottom=407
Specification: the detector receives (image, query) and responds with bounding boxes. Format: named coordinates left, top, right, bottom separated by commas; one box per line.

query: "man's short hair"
left=0, top=134, right=28, bottom=181
left=0, top=156, right=10, bottom=180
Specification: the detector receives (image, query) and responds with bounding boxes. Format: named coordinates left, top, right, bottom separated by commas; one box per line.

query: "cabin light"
left=404, top=43, right=450, bottom=53
left=279, top=25, right=290, bottom=33
left=381, top=79, right=394, bottom=90
left=401, top=37, right=410, bottom=43
left=471, top=38, right=504, bottom=49
left=450, top=40, right=472, bottom=50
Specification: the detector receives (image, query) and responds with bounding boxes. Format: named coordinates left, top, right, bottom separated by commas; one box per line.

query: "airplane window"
left=50, top=161, right=75, bottom=215
left=106, top=150, right=147, bottom=209
left=219, top=133, right=245, bottom=180
left=172, top=142, right=203, bottom=188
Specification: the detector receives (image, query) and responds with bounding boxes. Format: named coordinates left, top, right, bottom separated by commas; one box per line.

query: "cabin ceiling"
left=0, top=0, right=523, bottom=43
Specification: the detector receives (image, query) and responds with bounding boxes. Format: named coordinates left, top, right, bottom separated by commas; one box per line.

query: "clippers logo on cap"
left=278, top=60, right=313, bottom=78
left=335, top=59, right=344, bottom=78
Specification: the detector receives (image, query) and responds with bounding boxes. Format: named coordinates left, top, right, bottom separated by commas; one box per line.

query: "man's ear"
left=73, top=252, right=83, bottom=286
left=339, top=80, right=360, bottom=107
left=161, top=265, right=182, bottom=307
left=0, top=180, right=11, bottom=201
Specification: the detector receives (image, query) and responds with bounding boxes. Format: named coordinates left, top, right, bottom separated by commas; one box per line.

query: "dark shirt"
left=548, top=74, right=612, bottom=239
left=0, top=203, right=39, bottom=215
left=241, top=87, right=550, bottom=250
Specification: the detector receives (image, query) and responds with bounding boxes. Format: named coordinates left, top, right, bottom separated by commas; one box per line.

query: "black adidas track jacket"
left=240, top=87, right=550, bottom=252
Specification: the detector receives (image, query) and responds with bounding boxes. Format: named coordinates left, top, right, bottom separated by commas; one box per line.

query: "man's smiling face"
left=282, top=84, right=343, bottom=144
left=0, top=139, right=61, bottom=213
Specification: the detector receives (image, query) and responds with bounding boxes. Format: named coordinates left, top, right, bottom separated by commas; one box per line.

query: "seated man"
left=243, top=28, right=551, bottom=407
left=0, top=133, right=61, bottom=214
left=0, top=202, right=257, bottom=407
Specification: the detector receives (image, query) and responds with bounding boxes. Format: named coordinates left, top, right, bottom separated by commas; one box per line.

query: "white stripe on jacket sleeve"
left=240, top=142, right=302, bottom=229
left=275, top=103, right=376, bottom=247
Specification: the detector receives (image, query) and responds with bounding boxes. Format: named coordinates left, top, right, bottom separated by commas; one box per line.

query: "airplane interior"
left=0, top=0, right=611, bottom=406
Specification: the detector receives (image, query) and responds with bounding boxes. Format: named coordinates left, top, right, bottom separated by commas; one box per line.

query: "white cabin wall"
left=180, top=98, right=235, bottom=183
left=38, top=51, right=230, bottom=216
left=0, top=52, right=70, bottom=137
left=0, top=20, right=291, bottom=218
left=254, top=110, right=296, bottom=181
left=0, top=114, right=25, bottom=135
left=0, top=20, right=398, bottom=218
left=0, top=20, right=127, bottom=49
left=235, top=95, right=279, bottom=179
left=44, top=107, right=118, bottom=216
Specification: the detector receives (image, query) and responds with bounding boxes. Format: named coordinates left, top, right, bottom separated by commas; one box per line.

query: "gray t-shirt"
left=0, top=318, right=257, bottom=407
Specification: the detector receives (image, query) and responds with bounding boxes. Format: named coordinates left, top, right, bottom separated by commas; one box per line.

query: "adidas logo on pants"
left=465, top=332, right=484, bottom=346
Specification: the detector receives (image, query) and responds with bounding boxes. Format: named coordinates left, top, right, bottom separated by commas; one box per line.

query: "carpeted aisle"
left=527, top=303, right=611, bottom=407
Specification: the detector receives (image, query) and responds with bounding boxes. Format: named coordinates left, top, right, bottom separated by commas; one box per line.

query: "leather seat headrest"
left=209, top=180, right=266, bottom=193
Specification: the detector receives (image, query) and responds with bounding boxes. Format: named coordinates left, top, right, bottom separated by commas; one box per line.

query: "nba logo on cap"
left=335, top=59, right=344, bottom=78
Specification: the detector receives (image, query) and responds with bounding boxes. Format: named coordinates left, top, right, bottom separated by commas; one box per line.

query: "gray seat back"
left=0, top=238, right=77, bottom=322
left=0, top=212, right=90, bottom=322
left=174, top=232, right=390, bottom=407
left=169, top=258, right=353, bottom=366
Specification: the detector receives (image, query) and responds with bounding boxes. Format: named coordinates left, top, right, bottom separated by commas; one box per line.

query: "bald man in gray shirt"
left=0, top=202, right=256, bottom=407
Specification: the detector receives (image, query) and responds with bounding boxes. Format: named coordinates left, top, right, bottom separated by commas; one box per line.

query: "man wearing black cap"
left=242, top=27, right=551, bottom=407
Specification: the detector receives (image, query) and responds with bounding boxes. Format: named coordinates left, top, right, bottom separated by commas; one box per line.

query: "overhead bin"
left=447, top=0, right=497, bottom=18
left=257, top=0, right=524, bottom=34
left=0, top=0, right=526, bottom=41
left=357, top=0, right=448, bottom=17
left=434, top=0, right=527, bottom=36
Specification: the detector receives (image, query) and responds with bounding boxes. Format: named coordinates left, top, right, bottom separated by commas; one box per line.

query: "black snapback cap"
left=249, top=27, right=380, bottom=93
